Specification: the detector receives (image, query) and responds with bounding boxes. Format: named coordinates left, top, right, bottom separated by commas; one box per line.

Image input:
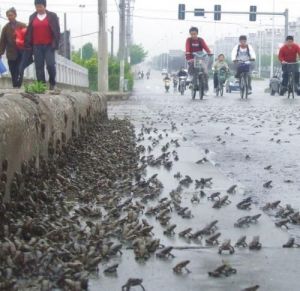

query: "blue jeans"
left=33, top=45, right=56, bottom=86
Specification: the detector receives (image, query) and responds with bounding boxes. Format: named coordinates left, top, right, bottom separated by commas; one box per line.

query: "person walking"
left=0, top=8, right=27, bottom=88
left=25, top=0, right=60, bottom=90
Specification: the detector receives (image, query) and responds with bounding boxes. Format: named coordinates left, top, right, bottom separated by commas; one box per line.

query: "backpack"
left=190, top=37, right=203, bottom=51
left=15, top=27, right=27, bottom=49
left=236, top=45, right=250, bottom=59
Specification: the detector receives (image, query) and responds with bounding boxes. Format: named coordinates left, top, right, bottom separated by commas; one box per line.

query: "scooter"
left=165, top=79, right=171, bottom=93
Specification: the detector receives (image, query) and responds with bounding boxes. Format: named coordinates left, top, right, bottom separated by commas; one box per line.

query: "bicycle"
left=234, top=60, right=254, bottom=99
left=190, top=52, right=212, bottom=100
left=282, top=62, right=299, bottom=99
left=216, top=67, right=228, bottom=97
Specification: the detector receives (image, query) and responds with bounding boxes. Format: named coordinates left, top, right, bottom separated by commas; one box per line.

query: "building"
left=214, top=36, right=239, bottom=60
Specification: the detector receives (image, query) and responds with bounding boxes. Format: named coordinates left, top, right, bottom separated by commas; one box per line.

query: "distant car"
left=161, top=68, right=168, bottom=75
left=226, top=77, right=240, bottom=93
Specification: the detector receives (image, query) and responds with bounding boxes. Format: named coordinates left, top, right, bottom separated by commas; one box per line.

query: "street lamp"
left=79, top=4, right=86, bottom=59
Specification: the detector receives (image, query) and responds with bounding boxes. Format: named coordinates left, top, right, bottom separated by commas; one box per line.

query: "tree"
left=82, top=43, right=95, bottom=60
left=130, top=44, right=148, bottom=65
left=72, top=42, right=134, bottom=91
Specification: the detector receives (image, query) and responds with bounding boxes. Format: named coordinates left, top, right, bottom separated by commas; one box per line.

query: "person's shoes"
left=49, top=84, right=56, bottom=91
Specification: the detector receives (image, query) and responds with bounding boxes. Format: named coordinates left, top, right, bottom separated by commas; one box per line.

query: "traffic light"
left=194, top=8, right=205, bottom=17
left=178, top=4, right=186, bottom=20
left=249, top=6, right=257, bottom=21
left=214, top=5, right=221, bottom=21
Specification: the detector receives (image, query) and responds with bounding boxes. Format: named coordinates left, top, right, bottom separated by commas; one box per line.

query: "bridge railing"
left=1, top=53, right=89, bottom=88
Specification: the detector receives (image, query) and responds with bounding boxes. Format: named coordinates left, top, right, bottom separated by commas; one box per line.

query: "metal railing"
left=1, top=53, right=89, bottom=88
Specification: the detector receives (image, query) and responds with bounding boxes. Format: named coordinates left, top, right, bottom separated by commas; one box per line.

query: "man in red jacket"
left=186, top=27, right=212, bottom=91
left=278, top=35, right=300, bottom=95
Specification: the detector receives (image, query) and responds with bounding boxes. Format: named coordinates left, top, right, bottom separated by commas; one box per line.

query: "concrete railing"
left=1, top=54, right=89, bottom=88
left=0, top=89, right=107, bottom=201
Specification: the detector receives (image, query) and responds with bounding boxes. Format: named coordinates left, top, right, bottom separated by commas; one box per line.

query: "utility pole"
left=270, top=0, right=275, bottom=78
left=111, top=26, right=114, bottom=57
left=285, top=9, right=289, bottom=38
left=119, top=0, right=126, bottom=92
left=258, top=30, right=262, bottom=78
left=64, top=13, right=68, bottom=59
left=79, top=4, right=85, bottom=59
left=98, top=0, right=108, bottom=92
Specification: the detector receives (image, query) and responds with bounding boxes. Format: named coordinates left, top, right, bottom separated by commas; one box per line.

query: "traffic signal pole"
left=180, top=7, right=289, bottom=38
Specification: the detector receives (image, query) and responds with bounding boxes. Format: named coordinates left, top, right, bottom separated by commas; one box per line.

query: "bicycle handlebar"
left=234, top=59, right=255, bottom=64
left=281, top=61, right=300, bottom=65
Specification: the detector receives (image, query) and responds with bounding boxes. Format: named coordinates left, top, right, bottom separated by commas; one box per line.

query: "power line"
left=71, top=31, right=98, bottom=39
left=132, top=14, right=285, bottom=28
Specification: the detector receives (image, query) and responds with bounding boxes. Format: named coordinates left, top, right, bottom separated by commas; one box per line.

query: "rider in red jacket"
left=185, top=27, right=212, bottom=91
left=185, top=27, right=211, bottom=61
left=278, top=35, right=300, bottom=95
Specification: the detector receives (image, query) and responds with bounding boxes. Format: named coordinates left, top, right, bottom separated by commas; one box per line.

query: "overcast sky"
left=1, top=0, right=300, bottom=58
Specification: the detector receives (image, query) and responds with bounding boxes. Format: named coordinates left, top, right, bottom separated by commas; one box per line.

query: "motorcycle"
left=173, top=78, right=178, bottom=92
left=269, top=77, right=281, bottom=96
left=179, top=76, right=187, bottom=95
left=164, top=79, right=171, bottom=93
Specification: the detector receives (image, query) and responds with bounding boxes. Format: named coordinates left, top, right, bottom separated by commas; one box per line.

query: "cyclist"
left=231, top=35, right=256, bottom=95
left=185, top=27, right=212, bottom=91
left=177, top=67, right=188, bottom=78
left=213, top=54, right=229, bottom=92
left=278, top=35, right=300, bottom=96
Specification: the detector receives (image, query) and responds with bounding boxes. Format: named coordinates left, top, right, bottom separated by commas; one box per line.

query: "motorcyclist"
left=269, top=75, right=281, bottom=96
left=177, top=67, right=188, bottom=90
left=163, top=74, right=171, bottom=92
left=163, top=74, right=171, bottom=81
left=185, top=27, right=212, bottom=91
left=278, top=35, right=300, bottom=96
left=231, top=35, right=256, bottom=95
left=172, top=75, right=178, bottom=90
left=213, top=54, right=229, bottom=92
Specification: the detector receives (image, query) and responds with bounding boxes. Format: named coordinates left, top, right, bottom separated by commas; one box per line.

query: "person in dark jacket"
left=0, top=7, right=27, bottom=88
left=25, top=0, right=60, bottom=90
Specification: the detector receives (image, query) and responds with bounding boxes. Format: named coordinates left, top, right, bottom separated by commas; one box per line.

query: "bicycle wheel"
left=191, top=88, right=196, bottom=99
left=240, top=76, right=245, bottom=99
left=199, top=75, right=204, bottom=100
left=180, top=85, right=185, bottom=95
left=220, top=82, right=224, bottom=97
left=288, top=72, right=294, bottom=99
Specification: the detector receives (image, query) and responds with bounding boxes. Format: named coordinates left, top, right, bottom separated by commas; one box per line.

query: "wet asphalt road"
left=93, top=72, right=300, bottom=291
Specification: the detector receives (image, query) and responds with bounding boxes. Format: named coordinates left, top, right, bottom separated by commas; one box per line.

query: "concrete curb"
left=0, top=89, right=107, bottom=200
left=106, top=91, right=131, bottom=101
left=0, top=76, right=90, bottom=93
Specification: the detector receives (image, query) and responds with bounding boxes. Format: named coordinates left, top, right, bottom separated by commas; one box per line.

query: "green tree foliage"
left=130, top=44, right=148, bottom=65
left=260, top=54, right=280, bottom=67
left=82, top=43, right=95, bottom=60
left=108, top=58, right=134, bottom=91
left=72, top=43, right=134, bottom=91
